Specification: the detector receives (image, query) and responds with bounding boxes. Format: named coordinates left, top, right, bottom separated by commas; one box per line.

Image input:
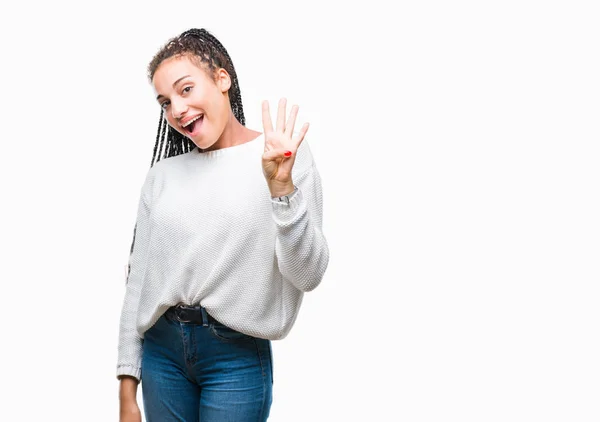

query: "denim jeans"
left=141, top=312, right=273, bottom=421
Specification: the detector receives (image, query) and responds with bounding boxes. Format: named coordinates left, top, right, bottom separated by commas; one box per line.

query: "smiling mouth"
left=182, top=115, right=204, bottom=134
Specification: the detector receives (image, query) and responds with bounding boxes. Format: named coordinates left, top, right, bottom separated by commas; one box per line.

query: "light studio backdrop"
left=0, top=1, right=598, bottom=421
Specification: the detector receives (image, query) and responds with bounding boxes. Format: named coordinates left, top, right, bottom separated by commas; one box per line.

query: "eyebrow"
left=156, top=75, right=191, bottom=100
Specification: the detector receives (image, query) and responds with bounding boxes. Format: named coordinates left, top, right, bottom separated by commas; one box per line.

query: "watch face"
left=273, top=186, right=297, bottom=203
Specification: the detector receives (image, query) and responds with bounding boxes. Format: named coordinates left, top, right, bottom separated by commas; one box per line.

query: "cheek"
left=205, top=103, right=225, bottom=128
left=215, top=95, right=230, bottom=122
left=205, top=86, right=227, bottom=114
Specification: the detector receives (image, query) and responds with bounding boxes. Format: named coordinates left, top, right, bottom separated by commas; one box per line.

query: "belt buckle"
left=175, top=304, right=193, bottom=323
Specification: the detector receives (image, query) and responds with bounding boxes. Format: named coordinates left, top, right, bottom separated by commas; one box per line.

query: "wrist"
left=269, top=181, right=295, bottom=198
left=119, top=392, right=137, bottom=404
left=119, top=376, right=138, bottom=401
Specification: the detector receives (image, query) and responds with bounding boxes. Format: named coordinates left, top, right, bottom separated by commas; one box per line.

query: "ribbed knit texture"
left=116, top=134, right=329, bottom=381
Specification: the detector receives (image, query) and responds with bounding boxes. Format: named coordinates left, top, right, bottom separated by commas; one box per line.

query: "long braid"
left=127, top=28, right=245, bottom=283
left=151, top=110, right=164, bottom=167
left=158, top=115, right=169, bottom=162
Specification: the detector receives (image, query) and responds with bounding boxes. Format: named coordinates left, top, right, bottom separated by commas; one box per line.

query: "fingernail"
left=284, top=151, right=292, bottom=157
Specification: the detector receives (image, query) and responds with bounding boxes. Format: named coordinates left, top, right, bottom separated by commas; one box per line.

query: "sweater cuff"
left=116, top=364, right=141, bottom=382
left=271, top=188, right=307, bottom=226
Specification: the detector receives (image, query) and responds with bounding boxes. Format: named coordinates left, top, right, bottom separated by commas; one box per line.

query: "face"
left=152, top=55, right=232, bottom=150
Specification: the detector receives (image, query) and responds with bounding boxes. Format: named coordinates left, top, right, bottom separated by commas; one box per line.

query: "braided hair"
left=126, top=28, right=245, bottom=281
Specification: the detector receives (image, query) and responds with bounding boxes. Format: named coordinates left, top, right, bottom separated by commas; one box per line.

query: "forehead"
left=152, top=55, right=210, bottom=91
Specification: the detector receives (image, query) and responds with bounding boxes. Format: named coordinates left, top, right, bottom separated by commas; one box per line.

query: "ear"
left=215, top=68, right=231, bottom=93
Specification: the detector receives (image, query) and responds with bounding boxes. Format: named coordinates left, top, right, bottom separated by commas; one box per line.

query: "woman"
left=117, top=28, right=329, bottom=422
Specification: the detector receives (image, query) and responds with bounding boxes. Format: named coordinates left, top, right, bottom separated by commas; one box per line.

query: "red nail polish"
left=284, top=151, right=292, bottom=157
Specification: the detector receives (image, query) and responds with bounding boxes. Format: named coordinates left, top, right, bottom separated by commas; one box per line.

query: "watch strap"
left=272, top=186, right=298, bottom=204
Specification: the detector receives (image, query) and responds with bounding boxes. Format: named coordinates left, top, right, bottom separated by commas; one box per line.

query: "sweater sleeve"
left=271, top=142, right=329, bottom=292
left=116, top=174, right=154, bottom=382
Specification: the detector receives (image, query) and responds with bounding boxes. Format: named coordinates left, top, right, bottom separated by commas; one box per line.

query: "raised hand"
left=261, top=98, right=309, bottom=197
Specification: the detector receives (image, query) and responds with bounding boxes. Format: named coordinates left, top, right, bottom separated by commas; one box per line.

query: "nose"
left=170, top=98, right=188, bottom=120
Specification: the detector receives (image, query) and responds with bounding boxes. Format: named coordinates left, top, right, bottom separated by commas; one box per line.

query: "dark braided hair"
left=126, top=28, right=246, bottom=282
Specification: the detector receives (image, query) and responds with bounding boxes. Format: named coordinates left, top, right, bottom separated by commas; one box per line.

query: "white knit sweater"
left=116, top=134, right=329, bottom=381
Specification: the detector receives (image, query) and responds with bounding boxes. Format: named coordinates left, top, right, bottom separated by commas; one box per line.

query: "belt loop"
left=200, top=306, right=209, bottom=327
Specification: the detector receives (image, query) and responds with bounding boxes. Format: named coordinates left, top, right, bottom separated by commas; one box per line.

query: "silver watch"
left=272, top=186, right=298, bottom=204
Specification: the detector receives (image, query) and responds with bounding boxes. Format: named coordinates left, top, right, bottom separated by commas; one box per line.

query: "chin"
left=189, top=135, right=216, bottom=151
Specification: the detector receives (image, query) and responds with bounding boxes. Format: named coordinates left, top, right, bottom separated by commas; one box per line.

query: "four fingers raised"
left=262, top=98, right=310, bottom=160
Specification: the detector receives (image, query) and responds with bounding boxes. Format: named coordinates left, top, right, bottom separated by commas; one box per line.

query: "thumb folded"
left=262, top=149, right=293, bottom=162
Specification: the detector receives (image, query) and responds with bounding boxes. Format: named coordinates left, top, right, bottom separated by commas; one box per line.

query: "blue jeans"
left=141, top=312, right=273, bottom=421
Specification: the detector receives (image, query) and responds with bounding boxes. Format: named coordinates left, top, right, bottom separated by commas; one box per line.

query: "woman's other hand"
left=119, top=377, right=141, bottom=422
left=120, top=402, right=141, bottom=422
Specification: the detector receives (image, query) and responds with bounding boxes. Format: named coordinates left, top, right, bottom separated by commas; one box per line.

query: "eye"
left=182, top=86, right=193, bottom=94
left=160, top=101, right=170, bottom=110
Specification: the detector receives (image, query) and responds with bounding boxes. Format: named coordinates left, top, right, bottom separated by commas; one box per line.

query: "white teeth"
left=182, top=114, right=203, bottom=128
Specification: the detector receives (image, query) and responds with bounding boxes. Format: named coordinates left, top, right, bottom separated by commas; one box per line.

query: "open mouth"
left=182, top=114, right=204, bottom=135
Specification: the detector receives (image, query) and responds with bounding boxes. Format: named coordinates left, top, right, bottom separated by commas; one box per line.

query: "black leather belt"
left=165, top=304, right=216, bottom=325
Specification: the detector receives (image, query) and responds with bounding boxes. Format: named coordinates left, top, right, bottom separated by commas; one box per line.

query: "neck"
left=202, top=112, right=261, bottom=152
